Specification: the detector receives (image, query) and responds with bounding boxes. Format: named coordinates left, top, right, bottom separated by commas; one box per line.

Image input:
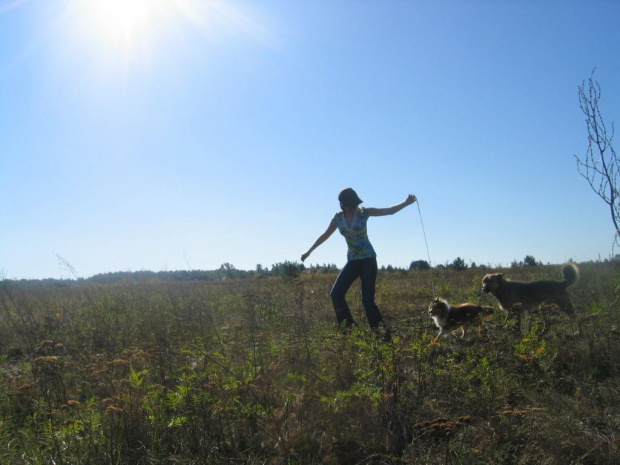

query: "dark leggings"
left=330, top=257, right=383, bottom=328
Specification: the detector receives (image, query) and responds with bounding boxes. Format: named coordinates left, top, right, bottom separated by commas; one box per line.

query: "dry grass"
left=1, top=261, right=619, bottom=464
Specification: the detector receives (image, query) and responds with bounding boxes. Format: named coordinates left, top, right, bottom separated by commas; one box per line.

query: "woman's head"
left=338, top=188, right=363, bottom=209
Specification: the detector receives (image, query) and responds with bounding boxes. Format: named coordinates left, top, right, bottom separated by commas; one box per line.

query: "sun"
left=69, top=0, right=173, bottom=62
left=87, top=0, right=152, bottom=44
left=61, top=0, right=274, bottom=69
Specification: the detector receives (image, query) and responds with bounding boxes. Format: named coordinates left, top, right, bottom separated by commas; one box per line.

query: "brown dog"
left=428, top=298, right=494, bottom=339
left=481, top=263, right=579, bottom=329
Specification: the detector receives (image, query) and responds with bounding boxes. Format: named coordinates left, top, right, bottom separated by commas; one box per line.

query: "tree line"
left=1, top=255, right=563, bottom=288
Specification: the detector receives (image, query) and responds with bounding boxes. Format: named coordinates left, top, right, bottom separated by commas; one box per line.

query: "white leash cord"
left=416, top=200, right=436, bottom=297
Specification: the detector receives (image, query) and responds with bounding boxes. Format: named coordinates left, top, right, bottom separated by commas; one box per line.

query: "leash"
left=416, top=200, right=436, bottom=298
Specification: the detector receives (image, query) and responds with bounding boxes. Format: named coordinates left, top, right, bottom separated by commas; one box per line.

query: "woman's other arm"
left=301, top=221, right=338, bottom=261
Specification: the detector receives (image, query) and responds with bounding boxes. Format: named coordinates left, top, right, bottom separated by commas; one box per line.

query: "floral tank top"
left=332, top=207, right=377, bottom=261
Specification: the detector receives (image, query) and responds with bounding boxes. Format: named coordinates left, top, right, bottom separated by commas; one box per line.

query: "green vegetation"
left=1, top=262, right=619, bottom=464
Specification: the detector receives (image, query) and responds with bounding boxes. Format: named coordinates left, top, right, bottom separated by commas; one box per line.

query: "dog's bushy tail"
left=561, top=262, right=579, bottom=287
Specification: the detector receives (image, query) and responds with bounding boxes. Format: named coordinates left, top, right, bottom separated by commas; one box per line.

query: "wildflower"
left=105, top=405, right=124, bottom=415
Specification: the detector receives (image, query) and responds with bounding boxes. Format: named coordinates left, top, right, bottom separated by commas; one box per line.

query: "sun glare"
left=81, top=0, right=161, bottom=53
left=89, top=0, right=149, bottom=42
left=66, top=0, right=184, bottom=64
left=63, top=0, right=274, bottom=68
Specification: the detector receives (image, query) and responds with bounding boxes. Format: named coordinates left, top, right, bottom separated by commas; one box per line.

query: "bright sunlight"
left=63, top=0, right=273, bottom=67
left=76, top=0, right=170, bottom=58
left=86, top=0, right=151, bottom=42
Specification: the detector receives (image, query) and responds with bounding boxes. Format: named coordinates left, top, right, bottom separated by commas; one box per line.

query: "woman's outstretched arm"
left=301, top=221, right=338, bottom=262
left=367, top=194, right=417, bottom=217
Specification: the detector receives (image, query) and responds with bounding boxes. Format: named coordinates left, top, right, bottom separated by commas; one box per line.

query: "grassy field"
left=1, top=261, right=619, bottom=464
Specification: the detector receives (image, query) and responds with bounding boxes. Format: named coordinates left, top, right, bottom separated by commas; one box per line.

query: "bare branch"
left=574, top=70, right=619, bottom=246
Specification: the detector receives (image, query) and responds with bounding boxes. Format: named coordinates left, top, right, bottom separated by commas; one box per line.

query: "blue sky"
left=1, top=0, right=619, bottom=280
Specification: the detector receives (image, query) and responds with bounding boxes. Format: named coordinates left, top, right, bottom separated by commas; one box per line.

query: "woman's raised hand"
left=405, top=194, right=417, bottom=205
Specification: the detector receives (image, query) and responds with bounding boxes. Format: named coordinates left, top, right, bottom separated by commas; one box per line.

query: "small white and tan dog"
left=428, top=298, right=494, bottom=339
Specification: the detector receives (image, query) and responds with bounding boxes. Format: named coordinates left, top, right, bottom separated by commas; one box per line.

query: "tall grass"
left=1, top=262, right=619, bottom=464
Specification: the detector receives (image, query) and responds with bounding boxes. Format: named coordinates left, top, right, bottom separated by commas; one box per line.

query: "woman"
left=301, top=188, right=416, bottom=330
